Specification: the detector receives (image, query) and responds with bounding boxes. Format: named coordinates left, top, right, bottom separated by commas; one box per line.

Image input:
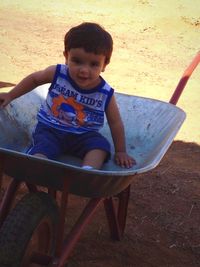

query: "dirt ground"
left=65, top=140, right=200, bottom=267
left=0, top=1, right=200, bottom=266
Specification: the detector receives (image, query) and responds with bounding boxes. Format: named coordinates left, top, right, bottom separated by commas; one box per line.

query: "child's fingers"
left=115, top=157, right=133, bottom=168
left=115, top=153, right=136, bottom=168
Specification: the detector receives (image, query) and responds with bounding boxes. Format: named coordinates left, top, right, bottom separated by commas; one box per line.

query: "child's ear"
left=102, top=58, right=110, bottom=72
left=63, top=51, right=68, bottom=63
left=102, top=63, right=107, bottom=72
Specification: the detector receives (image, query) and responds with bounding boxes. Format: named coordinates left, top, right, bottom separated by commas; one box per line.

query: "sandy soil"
left=0, top=1, right=200, bottom=266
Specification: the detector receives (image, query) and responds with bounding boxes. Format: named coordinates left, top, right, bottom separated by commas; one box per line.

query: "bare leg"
left=82, top=149, right=107, bottom=169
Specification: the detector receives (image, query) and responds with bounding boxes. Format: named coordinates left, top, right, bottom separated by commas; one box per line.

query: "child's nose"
left=79, top=64, right=89, bottom=74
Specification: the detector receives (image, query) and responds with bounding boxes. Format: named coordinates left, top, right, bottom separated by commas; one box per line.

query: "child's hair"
left=64, top=22, right=113, bottom=64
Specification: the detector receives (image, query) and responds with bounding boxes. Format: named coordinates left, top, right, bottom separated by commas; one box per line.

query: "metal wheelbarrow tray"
left=0, top=51, right=199, bottom=267
left=0, top=91, right=185, bottom=197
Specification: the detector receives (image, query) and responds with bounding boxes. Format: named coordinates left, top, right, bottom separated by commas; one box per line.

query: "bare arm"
left=0, top=65, right=56, bottom=107
left=106, top=95, right=136, bottom=168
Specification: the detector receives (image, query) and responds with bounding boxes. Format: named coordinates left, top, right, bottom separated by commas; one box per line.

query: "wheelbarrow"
left=0, top=51, right=199, bottom=267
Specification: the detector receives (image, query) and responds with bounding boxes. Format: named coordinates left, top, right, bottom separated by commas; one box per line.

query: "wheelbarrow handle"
left=169, top=51, right=200, bottom=105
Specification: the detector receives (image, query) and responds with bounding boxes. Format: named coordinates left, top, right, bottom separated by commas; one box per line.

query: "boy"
left=0, top=22, right=135, bottom=169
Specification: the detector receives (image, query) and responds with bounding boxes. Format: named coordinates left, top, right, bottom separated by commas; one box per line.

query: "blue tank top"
left=37, top=64, right=114, bottom=134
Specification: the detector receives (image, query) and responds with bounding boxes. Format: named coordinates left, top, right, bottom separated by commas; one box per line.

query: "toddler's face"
left=64, top=48, right=107, bottom=89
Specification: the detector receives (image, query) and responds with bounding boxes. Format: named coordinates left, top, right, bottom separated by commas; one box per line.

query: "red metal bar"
left=48, top=188, right=57, bottom=199
left=0, top=155, right=4, bottom=192
left=57, top=197, right=102, bottom=267
left=104, top=197, right=121, bottom=241
left=0, top=178, right=21, bottom=227
left=0, top=160, right=3, bottom=194
left=104, top=185, right=131, bottom=241
left=55, top=179, right=69, bottom=258
left=117, top=185, right=131, bottom=236
left=170, top=51, right=200, bottom=105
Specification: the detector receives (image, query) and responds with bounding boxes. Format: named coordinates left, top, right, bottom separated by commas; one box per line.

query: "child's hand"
left=114, top=152, right=136, bottom=168
left=0, top=93, right=12, bottom=108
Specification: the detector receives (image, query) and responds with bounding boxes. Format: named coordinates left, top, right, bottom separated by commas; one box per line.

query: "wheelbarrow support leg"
left=55, top=179, right=69, bottom=257
left=104, top=185, right=131, bottom=241
left=104, top=197, right=122, bottom=240
left=0, top=155, right=4, bottom=191
left=56, top=197, right=102, bottom=267
left=0, top=178, right=21, bottom=227
left=117, top=185, right=131, bottom=235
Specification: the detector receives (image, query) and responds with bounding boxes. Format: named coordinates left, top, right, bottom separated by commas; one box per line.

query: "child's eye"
left=71, top=58, right=81, bottom=64
left=91, top=61, right=100, bottom=67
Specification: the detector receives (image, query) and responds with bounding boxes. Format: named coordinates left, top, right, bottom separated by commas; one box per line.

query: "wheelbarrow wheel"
left=0, top=191, right=59, bottom=267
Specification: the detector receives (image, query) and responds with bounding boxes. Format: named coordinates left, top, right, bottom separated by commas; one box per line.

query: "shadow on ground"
left=0, top=140, right=200, bottom=267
